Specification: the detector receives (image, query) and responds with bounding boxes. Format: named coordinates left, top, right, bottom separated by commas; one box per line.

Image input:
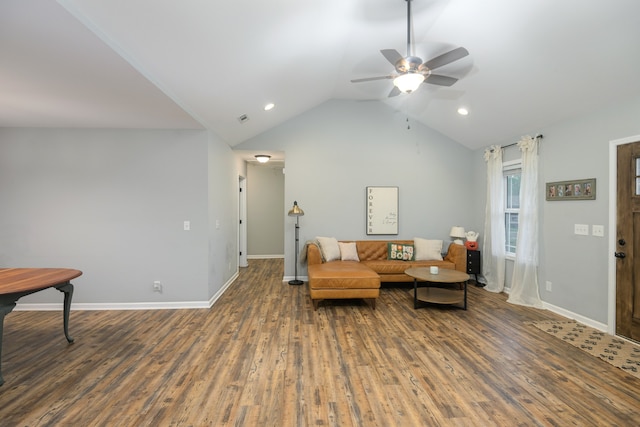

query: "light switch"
left=592, top=225, right=605, bottom=237
left=183, top=220, right=191, bottom=231
left=574, top=224, right=589, bottom=235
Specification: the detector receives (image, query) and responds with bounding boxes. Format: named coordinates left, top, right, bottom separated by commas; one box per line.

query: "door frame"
left=239, top=176, right=248, bottom=268
left=608, top=134, right=640, bottom=335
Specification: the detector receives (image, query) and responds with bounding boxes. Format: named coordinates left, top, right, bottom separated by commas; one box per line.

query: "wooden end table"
left=405, top=267, right=470, bottom=310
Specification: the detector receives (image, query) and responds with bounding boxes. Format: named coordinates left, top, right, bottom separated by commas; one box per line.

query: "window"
left=504, top=161, right=521, bottom=256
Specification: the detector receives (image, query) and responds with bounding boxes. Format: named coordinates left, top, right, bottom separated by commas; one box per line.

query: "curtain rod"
left=491, top=134, right=544, bottom=151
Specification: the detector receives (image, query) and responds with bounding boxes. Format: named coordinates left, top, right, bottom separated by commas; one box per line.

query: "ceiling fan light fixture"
left=393, top=73, right=425, bottom=93
left=255, top=154, right=271, bottom=163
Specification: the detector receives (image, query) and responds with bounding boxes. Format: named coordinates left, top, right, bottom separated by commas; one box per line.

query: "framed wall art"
left=546, top=178, right=596, bottom=201
left=366, top=186, right=398, bottom=235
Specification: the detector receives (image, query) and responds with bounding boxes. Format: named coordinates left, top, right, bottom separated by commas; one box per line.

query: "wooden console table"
left=0, top=268, right=82, bottom=386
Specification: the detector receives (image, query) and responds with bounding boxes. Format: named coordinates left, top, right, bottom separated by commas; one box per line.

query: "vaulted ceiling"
left=2, top=0, right=640, bottom=150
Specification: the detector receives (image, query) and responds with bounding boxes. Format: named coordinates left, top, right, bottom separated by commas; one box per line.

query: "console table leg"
left=56, top=283, right=75, bottom=343
left=0, top=302, right=17, bottom=386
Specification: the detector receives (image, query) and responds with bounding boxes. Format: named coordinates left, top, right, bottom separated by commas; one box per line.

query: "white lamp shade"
left=450, top=226, right=465, bottom=244
left=393, top=73, right=425, bottom=93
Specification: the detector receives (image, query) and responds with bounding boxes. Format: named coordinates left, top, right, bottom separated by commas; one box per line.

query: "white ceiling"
left=2, top=0, right=640, bottom=150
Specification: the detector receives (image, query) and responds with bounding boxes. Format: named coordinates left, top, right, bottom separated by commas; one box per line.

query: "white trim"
left=247, top=254, right=284, bottom=259
left=502, top=159, right=521, bottom=171
left=490, top=284, right=607, bottom=331
left=499, top=285, right=607, bottom=331
left=15, top=301, right=211, bottom=311
left=283, top=275, right=308, bottom=283
left=15, top=272, right=239, bottom=312
left=503, top=160, right=522, bottom=257
left=608, top=134, right=640, bottom=335
left=239, top=176, right=248, bottom=268
left=543, top=301, right=608, bottom=332
left=207, top=271, right=239, bottom=307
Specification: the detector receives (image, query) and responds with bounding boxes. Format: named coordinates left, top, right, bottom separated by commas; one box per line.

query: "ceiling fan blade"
left=422, top=47, right=469, bottom=71
left=380, top=49, right=404, bottom=66
left=351, top=75, right=394, bottom=83
left=424, top=74, right=458, bottom=87
left=388, top=86, right=401, bottom=97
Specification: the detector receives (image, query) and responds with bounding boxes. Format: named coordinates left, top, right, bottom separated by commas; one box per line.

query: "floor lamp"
left=288, top=201, right=304, bottom=285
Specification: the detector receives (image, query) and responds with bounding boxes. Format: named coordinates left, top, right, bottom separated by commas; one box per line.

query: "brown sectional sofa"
left=307, top=240, right=466, bottom=310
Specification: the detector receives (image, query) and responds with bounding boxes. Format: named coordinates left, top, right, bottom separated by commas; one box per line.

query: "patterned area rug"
left=530, top=320, right=640, bottom=380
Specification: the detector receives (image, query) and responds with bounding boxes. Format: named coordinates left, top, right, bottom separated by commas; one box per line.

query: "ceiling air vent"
left=237, top=114, right=249, bottom=124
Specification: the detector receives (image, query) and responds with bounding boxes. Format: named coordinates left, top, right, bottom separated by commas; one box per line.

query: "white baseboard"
left=500, top=285, right=607, bottom=332
left=283, top=275, right=308, bottom=283
left=247, top=255, right=284, bottom=259
left=12, top=271, right=608, bottom=333
left=542, top=301, right=608, bottom=332
left=207, top=271, right=238, bottom=307
left=14, top=272, right=240, bottom=312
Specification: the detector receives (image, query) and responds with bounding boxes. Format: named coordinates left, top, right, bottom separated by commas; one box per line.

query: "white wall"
left=471, top=97, right=640, bottom=324
left=0, top=128, right=238, bottom=305
left=246, top=163, right=285, bottom=257
left=236, top=99, right=476, bottom=279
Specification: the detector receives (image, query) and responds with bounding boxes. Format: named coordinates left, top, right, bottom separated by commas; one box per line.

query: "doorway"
left=612, top=135, right=640, bottom=342
left=245, top=162, right=285, bottom=259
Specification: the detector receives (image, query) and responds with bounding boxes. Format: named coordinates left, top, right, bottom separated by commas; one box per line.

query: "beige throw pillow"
left=414, top=238, right=443, bottom=261
left=316, top=236, right=341, bottom=262
left=338, top=242, right=360, bottom=261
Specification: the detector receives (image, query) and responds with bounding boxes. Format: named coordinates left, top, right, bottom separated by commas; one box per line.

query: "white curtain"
left=482, top=145, right=505, bottom=292
left=508, top=136, right=543, bottom=307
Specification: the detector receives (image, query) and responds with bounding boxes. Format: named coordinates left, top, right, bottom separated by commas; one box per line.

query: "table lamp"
left=450, top=226, right=466, bottom=245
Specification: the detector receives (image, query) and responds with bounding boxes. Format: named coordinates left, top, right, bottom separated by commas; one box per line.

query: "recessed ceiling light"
left=457, top=107, right=469, bottom=116
left=264, top=103, right=275, bottom=111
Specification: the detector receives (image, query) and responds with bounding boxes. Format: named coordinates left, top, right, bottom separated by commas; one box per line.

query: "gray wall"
left=5, top=95, right=638, bottom=324
left=246, top=163, right=285, bottom=257
left=471, top=97, right=640, bottom=324
left=0, top=128, right=238, bottom=304
left=207, top=130, right=242, bottom=297
left=236, top=99, right=476, bottom=279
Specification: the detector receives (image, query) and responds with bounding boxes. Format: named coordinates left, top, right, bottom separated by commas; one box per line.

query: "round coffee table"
left=405, top=267, right=470, bottom=310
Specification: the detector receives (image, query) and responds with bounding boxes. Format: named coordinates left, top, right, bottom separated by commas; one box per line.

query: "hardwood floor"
left=1, top=258, right=638, bottom=426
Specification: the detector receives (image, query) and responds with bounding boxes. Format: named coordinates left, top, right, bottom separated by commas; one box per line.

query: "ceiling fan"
left=351, top=0, right=469, bottom=97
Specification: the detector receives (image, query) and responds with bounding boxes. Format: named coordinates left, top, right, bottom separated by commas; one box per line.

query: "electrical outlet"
left=574, top=224, right=589, bottom=235
left=546, top=281, right=552, bottom=292
left=153, top=281, right=163, bottom=293
left=592, top=225, right=605, bottom=237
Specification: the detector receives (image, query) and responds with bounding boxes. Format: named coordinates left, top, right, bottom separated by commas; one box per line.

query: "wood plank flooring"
left=1, top=258, right=639, bottom=426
